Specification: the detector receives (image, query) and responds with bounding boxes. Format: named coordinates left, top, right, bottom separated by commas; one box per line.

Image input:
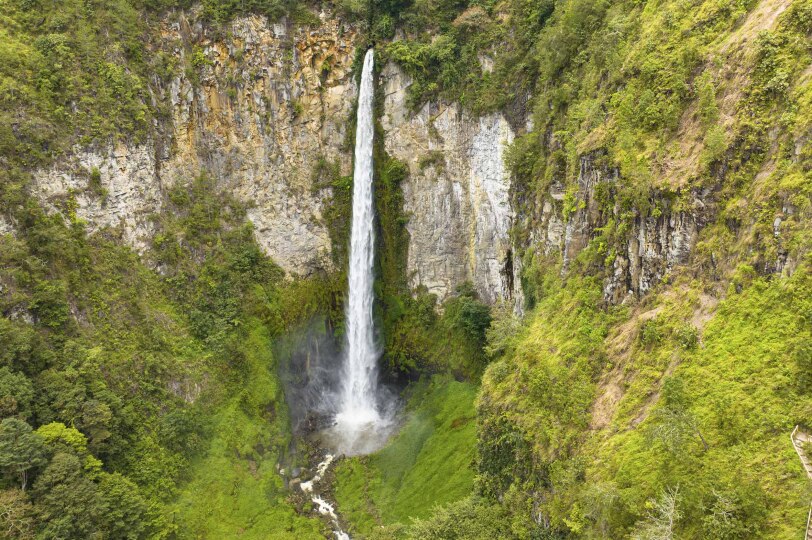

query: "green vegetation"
left=368, top=0, right=812, bottom=538
left=0, top=1, right=495, bottom=536
left=334, top=376, right=479, bottom=537
left=0, top=0, right=315, bottom=185
left=371, top=96, right=492, bottom=379
left=172, top=319, right=324, bottom=539
left=383, top=0, right=812, bottom=278
left=472, top=261, right=812, bottom=538
left=0, top=174, right=334, bottom=537
left=0, top=0, right=154, bottom=171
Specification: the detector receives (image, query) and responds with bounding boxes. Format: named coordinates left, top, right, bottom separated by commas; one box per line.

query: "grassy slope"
left=389, top=0, right=812, bottom=536
left=593, top=270, right=812, bottom=537
left=172, top=319, right=324, bottom=539
left=335, top=376, right=478, bottom=536
left=479, top=266, right=812, bottom=538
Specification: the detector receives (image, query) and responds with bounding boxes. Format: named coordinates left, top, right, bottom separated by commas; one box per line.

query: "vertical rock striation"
left=381, top=62, right=522, bottom=306
left=25, top=13, right=709, bottom=304
left=29, top=143, right=162, bottom=249
left=30, top=10, right=359, bottom=276
left=531, top=151, right=707, bottom=303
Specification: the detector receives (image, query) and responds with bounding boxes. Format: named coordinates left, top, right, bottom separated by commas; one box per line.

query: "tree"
left=793, top=337, right=812, bottom=392
left=33, top=367, right=86, bottom=427
left=0, top=489, right=35, bottom=540
left=485, top=301, right=522, bottom=359
left=0, top=419, right=46, bottom=491
left=36, top=422, right=102, bottom=476
left=30, top=434, right=149, bottom=539
left=444, top=282, right=492, bottom=347
left=97, top=473, right=149, bottom=539
left=580, top=481, right=632, bottom=537
left=649, top=377, right=708, bottom=453
left=31, top=453, right=102, bottom=540
left=701, top=484, right=767, bottom=539
left=630, top=487, right=681, bottom=540
left=0, top=369, right=34, bottom=420
left=79, top=400, right=113, bottom=452
left=407, top=496, right=514, bottom=540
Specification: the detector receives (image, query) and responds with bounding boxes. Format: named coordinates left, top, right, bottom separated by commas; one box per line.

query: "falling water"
left=332, top=49, right=391, bottom=456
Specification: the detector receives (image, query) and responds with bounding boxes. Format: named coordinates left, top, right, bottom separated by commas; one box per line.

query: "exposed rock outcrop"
left=532, top=152, right=706, bottom=303
left=0, top=215, right=17, bottom=237
left=381, top=62, right=523, bottom=306
left=161, top=13, right=358, bottom=274
left=26, top=12, right=707, bottom=304
left=30, top=11, right=359, bottom=276
left=30, top=143, right=161, bottom=250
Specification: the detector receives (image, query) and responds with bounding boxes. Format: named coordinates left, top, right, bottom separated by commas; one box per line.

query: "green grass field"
left=172, top=320, right=324, bottom=539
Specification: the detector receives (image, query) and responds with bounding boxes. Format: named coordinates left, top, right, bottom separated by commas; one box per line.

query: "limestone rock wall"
left=0, top=215, right=16, bottom=237
left=29, top=144, right=162, bottom=248
left=380, top=61, right=706, bottom=307
left=24, top=13, right=706, bottom=304
left=532, top=152, right=706, bottom=303
left=381, top=62, right=522, bottom=306
left=30, top=10, right=359, bottom=276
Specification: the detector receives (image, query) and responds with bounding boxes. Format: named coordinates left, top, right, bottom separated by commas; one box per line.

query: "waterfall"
left=333, top=49, right=389, bottom=455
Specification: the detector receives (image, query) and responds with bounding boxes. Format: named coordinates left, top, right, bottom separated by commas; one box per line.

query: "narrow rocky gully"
left=791, top=426, right=812, bottom=540
left=283, top=449, right=349, bottom=540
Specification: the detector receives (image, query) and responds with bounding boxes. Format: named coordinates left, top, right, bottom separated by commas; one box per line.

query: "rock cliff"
left=31, top=10, right=359, bottom=276
left=26, top=12, right=710, bottom=305
left=381, top=62, right=523, bottom=306
left=28, top=14, right=528, bottom=305
left=531, top=152, right=708, bottom=303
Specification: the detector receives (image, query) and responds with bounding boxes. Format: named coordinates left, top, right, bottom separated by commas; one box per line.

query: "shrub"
left=701, top=125, right=728, bottom=168
left=444, top=283, right=492, bottom=347
left=639, top=318, right=662, bottom=349
left=190, top=47, right=210, bottom=70
left=696, top=72, right=719, bottom=127
left=675, top=324, right=699, bottom=350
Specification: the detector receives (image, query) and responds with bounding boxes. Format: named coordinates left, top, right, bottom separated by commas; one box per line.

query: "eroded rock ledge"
left=25, top=12, right=712, bottom=306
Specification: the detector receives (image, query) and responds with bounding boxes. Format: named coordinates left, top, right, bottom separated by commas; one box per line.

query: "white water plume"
left=330, top=49, right=394, bottom=456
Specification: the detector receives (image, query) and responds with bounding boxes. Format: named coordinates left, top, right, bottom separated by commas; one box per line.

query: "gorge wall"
left=24, top=10, right=529, bottom=306
left=530, top=152, right=708, bottom=303
left=30, top=10, right=358, bottom=276
left=24, top=11, right=711, bottom=306
left=381, top=62, right=522, bottom=306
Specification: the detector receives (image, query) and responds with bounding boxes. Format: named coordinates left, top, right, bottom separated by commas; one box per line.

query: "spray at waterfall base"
left=328, top=48, right=398, bottom=456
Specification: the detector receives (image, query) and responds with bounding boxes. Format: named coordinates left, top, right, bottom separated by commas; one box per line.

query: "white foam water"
left=299, top=454, right=349, bottom=539
left=331, top=49, right=395, bottom=456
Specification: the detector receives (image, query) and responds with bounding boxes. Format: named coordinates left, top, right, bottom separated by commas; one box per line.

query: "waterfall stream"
left=331, top=49, right=393, bottom=456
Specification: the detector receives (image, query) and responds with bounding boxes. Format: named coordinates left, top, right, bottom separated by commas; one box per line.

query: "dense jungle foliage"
left=0, top=0, right=811, bottom=538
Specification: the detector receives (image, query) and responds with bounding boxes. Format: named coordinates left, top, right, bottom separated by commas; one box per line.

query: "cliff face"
left=25, top=12, right=713, bottom=306
left=30, top=11, right=359, bottom=277
left=382, top=62, right=523, bottom=306
left=27, top=13, right=529, bottom=305
left=530, top=152, right=708, bottom=303
left=378, top=59, right=713, bottom=307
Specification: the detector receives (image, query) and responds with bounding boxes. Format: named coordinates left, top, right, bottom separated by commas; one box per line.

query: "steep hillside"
left=376, top=0, right=812, bottom=537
